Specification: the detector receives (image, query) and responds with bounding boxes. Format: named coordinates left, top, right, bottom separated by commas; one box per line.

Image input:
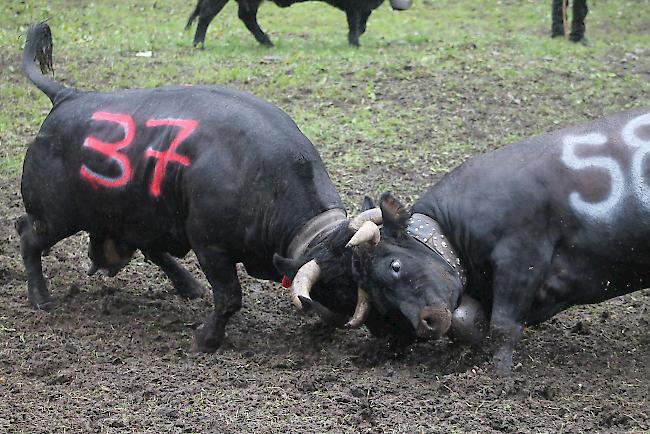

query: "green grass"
left=1, top=0, right=649, bottom=202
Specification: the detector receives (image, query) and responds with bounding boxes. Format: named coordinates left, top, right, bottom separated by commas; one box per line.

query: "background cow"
left=353, top=108, right=650, bottom=375
left=19, top=22, right=440, bottom=352
left=186, top=0, right=412, bottom=47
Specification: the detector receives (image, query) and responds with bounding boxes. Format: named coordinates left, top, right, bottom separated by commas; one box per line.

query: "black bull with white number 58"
left=353, top=108, right=650, bottom=375
left=18, top=22, right=446, bottom=351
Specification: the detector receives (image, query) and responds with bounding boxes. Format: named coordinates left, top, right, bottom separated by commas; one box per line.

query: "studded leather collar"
left=406, top=213, right=467, bottom=287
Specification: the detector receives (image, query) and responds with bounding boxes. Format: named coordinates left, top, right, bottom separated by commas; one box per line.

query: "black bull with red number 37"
left=19, top=22, right=453, bottom=351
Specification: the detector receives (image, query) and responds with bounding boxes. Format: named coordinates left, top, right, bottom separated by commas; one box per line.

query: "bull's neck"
left=286, top=209, right=347, bottom=259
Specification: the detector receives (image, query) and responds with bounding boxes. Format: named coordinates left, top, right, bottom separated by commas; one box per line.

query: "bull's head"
left=272, top=203, right=382, bottom=327
left=349, top=193, right=464, bottom=339
left=273, top=193, right=463, bottom=339
left=389, top=0, right=413, bottom=11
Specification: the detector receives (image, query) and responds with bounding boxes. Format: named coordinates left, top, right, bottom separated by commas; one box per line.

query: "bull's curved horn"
left=291, top=259, right=321, bottom=310
left=349, top=207, right=382, bottom=231
left=345, top=287, right=371, bottom=328
left=346, top=220, right=380, bottom=247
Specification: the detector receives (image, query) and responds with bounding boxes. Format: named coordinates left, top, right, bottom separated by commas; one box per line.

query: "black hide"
left=19, top=22, right=445, bottom=353
left=404, top=107, right=650, bottom=374
left=19, top=22, right=355, bottom=352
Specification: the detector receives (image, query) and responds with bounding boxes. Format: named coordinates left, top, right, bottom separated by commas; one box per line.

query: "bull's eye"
left=390, top=259, right=401, bottom=273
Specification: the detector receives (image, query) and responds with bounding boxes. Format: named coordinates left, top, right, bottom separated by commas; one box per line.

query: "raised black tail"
left=22, top=22, right=65, bottom=104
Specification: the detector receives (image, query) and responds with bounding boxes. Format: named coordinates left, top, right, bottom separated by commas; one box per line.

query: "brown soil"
left=1, top=169, right=648, bottom=433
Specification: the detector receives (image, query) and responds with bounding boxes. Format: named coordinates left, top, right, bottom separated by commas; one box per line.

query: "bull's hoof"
left=260, top=39, right=274, bottom=48
left=493, top=376, right=516, bottom=397
left=28, top=290, right=54, bottom=311
left=573, top=37, right=591, bottom=46
left=191, top=323, right=224, bottom=353
left=491, top=350, right=514, bottom=378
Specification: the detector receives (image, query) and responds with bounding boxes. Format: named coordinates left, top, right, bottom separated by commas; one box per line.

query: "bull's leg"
left=569, top=0, right=588, bottom=43
left=191, top=246, right=242, bottom=352
left=16, top=214, right=73, bottom=310
left=237, top=1, right=273, bottom=47
left=146, top=251, right=206, bottom=299
left=551, top=0, right=565, bottom=37
left=193, top=0, right=230, bottom=47
left=359, top=10, right=372, bottom=35
left=346, top=9, right=362, bottom=46
left=488, top=305, right=525, bottom=377
left=487, top=239, right=547, bottom=376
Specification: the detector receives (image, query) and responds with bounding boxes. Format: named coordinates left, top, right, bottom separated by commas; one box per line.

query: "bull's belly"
left=83, top=212, right=191, bottom=258
left=527, top=253, right=649, bottom=325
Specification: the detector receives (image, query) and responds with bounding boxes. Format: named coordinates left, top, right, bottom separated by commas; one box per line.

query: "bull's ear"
left=380, top=192, right=409, bottom=231
left=272, top=253, right=300, bottom=279
left=361, top=196, right=375, bottom=211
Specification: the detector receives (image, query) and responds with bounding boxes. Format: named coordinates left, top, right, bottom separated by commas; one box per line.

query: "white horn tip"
left=347, top=220, right=380, bottom=247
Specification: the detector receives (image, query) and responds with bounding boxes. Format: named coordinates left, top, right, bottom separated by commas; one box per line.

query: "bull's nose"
left=416, top=306, right=452, bottom=339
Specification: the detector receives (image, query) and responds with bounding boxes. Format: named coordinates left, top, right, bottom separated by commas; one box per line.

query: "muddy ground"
left=1, top=182, right=648, bottom=434
left=1, top=0, right=649, bottom=432
left=1, top=129, right=648, bottom=433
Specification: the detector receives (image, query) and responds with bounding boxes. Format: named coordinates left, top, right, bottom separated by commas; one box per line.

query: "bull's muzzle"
left=416, top=306, right=452, bottom=339
left=389, top=0, right=413, bottom=11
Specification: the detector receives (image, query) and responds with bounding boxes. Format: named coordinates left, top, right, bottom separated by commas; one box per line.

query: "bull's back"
left=26, top=85, right=332, bottom=251
left=418, top=107, right=650, bottom=277
left=418, top=108, right=650, bottom=319
left=533, top=107, right=650, bottom=253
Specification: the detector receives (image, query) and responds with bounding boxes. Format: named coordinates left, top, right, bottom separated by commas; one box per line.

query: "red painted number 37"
left=80, top=111, right=198, bottom=198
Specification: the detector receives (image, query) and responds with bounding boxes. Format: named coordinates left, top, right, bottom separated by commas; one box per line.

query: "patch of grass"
left=0, top=154, right=24, bottom=176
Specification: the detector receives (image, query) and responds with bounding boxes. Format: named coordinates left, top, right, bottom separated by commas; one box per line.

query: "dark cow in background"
left=186, top=0, right=412, bottom=47
left=552, top=0, right=588, bottom=43
left=352, top=108, right=650, bottom=375
left=19, top=22, right=444, bottom=352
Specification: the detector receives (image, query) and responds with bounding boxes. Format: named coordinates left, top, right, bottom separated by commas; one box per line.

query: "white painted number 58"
left=561, top=113, right=650, bottom=221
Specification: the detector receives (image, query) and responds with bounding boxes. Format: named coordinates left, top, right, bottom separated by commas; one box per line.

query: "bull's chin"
left=415, top=321, right=450, bottom=339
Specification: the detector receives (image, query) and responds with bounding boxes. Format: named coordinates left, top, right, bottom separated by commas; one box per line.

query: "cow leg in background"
left=237, top=0, right=273, bottom=47
left=551, top=0, right=565, bottom=37
left=146, top=252, right=206, bottom=299
left=16, top=214, right=74, bottom=310
left=193, top=0, right=230, bottom=47
left=487, top=239, right=547, bottom=377
left=191, top=246, right=242, bottom=352
left=569, top=0, right=588, bottom=43
left=346, top=9, right=362, bottom=46
left=359, top=10, right=372, bottom=35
